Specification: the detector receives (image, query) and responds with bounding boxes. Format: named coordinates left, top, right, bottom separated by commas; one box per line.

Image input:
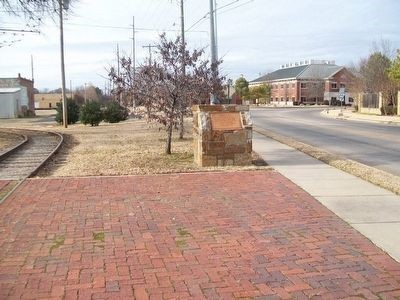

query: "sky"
left=1, top=0, right=399, bottom=91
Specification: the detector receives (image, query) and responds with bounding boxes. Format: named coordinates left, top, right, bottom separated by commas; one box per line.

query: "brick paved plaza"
left=0, top=171, right=400, bottom=299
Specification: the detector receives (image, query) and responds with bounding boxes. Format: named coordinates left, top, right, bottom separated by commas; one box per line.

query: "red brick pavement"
left=0, top=180, right=11, bottom=192
left=0, top=170, right=400, bottom=299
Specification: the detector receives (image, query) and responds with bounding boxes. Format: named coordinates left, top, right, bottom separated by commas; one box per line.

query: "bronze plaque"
left=210, top=112, right=242, bottom=131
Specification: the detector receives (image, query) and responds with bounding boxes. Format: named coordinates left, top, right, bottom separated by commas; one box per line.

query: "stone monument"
left=192, top=105, right=253, bottom=167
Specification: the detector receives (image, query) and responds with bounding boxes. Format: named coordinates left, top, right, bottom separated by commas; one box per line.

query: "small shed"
left=0, top=88, right=22, bottom=118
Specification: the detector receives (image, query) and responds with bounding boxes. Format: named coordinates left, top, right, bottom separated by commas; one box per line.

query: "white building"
left=0, top=88, right=23, bottom=118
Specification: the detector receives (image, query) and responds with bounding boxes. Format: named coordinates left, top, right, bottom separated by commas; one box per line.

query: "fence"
left=359, top=92, right=381, bottom=115
left=359, top=91, right=400, bottom=116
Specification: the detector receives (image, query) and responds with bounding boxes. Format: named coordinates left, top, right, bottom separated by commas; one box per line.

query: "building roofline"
left=296, top=64, right=311, bottom=79
left=0, top=87, right=21, bottom=93
left=324, top=66, right=345, bottom=79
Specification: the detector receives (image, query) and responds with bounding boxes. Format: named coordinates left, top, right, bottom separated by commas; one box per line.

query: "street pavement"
left=1, top=172, right=400, bottom=299
left=251, top=107, right=400, bottom=177
left=253, top=132, right=400, bottom=264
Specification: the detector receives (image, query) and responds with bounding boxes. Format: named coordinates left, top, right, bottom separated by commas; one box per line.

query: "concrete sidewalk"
left=322, top=108, right=400, bottom=125
left=254, top=132, right=400, bottom=263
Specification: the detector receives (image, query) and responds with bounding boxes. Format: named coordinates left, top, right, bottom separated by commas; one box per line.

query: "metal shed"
left=0, top=88, right=21, bottom=118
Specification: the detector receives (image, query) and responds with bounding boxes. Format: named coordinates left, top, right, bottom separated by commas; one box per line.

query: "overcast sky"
left=1, top=0, right=399, bottom=91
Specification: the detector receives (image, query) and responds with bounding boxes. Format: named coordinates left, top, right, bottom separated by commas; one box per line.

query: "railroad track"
left=0, top=129, right=63, bottom=180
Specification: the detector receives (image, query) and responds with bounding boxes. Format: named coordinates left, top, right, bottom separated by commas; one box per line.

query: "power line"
left=63, top=21, right=206, bottom=33
left=218, top=0, right=255, bottom=15
left=186, top=0, right=242, bottom=32
left=0, top=28, right=40, bottom=33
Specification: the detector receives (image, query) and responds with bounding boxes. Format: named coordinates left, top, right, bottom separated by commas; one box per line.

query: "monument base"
left=192, top=105, right=253, bottom=167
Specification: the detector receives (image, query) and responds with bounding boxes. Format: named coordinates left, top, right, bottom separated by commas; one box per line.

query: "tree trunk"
left=179, top=113, right=184, bottom=139
left=165, top=122, right=173, bottom=154
left=146, top=106, right=151, bottom=120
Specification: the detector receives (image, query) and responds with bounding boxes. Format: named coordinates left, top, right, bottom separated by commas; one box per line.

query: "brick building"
left=34, top=93, right=62, bottom=109
left=250, top=60, right=354, bottom=105
left=0, top=74, right=35, bottom=115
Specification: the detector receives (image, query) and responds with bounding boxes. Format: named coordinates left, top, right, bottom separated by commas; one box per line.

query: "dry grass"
left=0, top=110, right=268, bottom=177
left=38, top=119, right=198, bottom=176
left=33, top=116, right=268, bottom=177
left=0, top=131, right=24, bottom=151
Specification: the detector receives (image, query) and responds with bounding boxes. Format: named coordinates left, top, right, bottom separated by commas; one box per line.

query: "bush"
left=80, top=101, right=103, bottom=126
left=55, top=99, right=80, bottom=124
left=103, top=101, right=129, bottom=123
left=380, top=105, right=396, bottom=115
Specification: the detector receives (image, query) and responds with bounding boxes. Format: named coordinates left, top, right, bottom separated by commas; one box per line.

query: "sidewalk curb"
left=321, top=110, right=400, bottom=126
left=254, top=126, right=400, bottom=195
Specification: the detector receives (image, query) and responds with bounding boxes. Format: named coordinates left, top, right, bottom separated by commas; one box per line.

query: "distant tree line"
left=234, top=76, right=271, bottom=104
left=348, top=40, right=400, bottom=115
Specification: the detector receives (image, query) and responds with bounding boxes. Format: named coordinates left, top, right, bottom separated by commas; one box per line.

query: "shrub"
left=55, top=99, right=80, bottom=124
left=103, top=101, right=129, bottom=123
left=380, top=105, right=396, bottom=115
left=80, top=101, right=103, bottom=126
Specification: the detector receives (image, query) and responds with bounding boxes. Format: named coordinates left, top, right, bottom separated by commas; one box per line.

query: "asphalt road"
left=251, top=107, right=400, bottom=177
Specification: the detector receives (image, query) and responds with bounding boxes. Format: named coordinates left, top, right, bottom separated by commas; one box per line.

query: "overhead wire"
left=185, top=0, right=243, bottom=32
left=218, top=0, right=255, bottom=16
left=63, top=21, right=206, bottom=33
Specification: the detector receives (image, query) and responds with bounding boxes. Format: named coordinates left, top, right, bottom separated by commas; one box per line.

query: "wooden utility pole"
left=116, top=43, right=121, bottom=103
left=179, top=0, right=186, bottom=139
left=132, top=16, right=136, bottom=73
left=30, top=54, right=34, bottom=82
left=131, top=16, right=136, bottom=107
left=59, top=0, right=68, bottom=127
left=142, top=44, right=157, bottom=64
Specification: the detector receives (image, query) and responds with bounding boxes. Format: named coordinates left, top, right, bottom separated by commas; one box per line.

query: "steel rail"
left=0, top=128, right=64, bottom=204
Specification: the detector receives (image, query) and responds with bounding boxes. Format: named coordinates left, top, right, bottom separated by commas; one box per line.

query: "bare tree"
left=1, top=0, right=73, bottom=19
left=1, top=0, right=74, bottom=47
left=359, top=52, right=398, bottom=113
left=371, top=39, right=397, bottom=60
left=307, top=81, right=325, bottom=104
left=348, top=40, right=399, bottom=113
left=109, top=34, right=224, bottom=154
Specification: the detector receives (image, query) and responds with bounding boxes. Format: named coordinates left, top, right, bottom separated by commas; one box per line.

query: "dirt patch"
left=0, top=131, right=24, bottom=152
left=255, top=126, right=400, bottom=195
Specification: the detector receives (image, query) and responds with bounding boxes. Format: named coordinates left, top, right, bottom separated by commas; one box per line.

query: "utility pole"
left=132, top=16, right=136, bottom=73
left=131, top=16, right=136, bottom=107
left=213, top=0, right=218, bottom=60
left=179, top=0, right=186, bottom=139
left=209, top=0, right=216, bottom=66
left=30, top=54, right=34, bottom=83
left=209, top=0, right=219, bottom=104
left=142, top=44, right=157, bottom=64
left=180, top=0, right=185, bottom=52
left=117, top=43, right=120, bottom=77
left=84, top=83, right=87, bottom=103
left=116, top=43, right=121, bottom=103
left=59, top=0, right=68, bottom=127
